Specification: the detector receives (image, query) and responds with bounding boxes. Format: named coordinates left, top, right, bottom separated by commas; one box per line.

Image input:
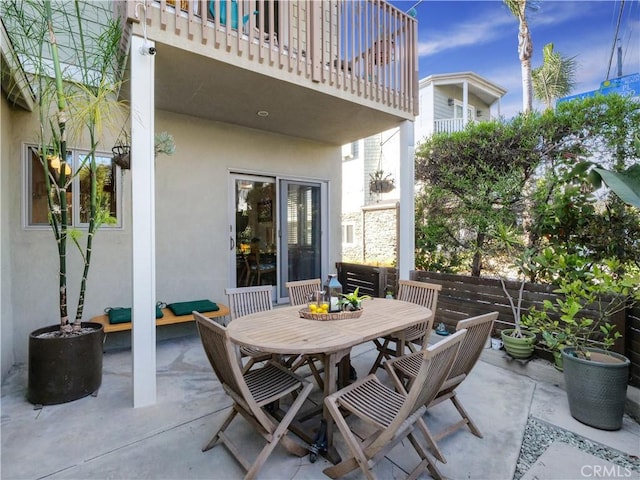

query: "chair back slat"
left=397, top=280, right=441, bottom=310
left=226, top=285, right=273, bottom=320
left=193, top=311, right=247, bottom=399
left=397, top=280, right=442, bottom=342
left=386, top=329, right=466, bottom=435
left=409, top=329, right=466, bottom=416
left=449, top=312, right=498, bottom=380
left=286, top=279, right=322, bottom=306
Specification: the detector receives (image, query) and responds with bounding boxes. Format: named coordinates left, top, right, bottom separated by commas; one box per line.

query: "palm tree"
left=532, top=43, right=577, bottom=110
left=503, top=0, right=536, bottom=113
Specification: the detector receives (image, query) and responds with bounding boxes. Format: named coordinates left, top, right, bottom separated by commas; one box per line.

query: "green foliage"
left=3, top=1, right=125, bottom=330
left=532, top=43, right=577, bottom=110
left=522, top=252, right=640, bottom=356
left=592, top=164, right=640, bottom=208
left=415, top=94, right=640, bottom=278
left=415, top=115, right=543, bottom=276
left=339, top=287, right=371, bottom=311
left=154, top=132, right=176, bottom=157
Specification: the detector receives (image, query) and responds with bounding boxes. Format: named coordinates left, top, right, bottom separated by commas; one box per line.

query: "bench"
left=90, top=304, right=230, bottom=334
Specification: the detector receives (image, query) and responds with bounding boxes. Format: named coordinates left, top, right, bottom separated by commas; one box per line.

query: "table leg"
left=309, top=348, right=351, bottom=465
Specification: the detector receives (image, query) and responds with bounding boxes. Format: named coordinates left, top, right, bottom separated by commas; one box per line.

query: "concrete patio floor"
left=2, top=325, right=639, bottom=480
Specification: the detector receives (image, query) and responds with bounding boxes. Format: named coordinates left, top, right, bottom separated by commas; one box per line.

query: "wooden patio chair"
left=285, top=278, right=322, bottom=306
left=369, top=280, right=441, bottom=374
left=226, top=285, right=274, bottom=373
left=285, top=279, right=325, bottom=387
left=323, top=329, right=466, bottom=480
left=193, top=312, right=312, bottom=480
left=385, top=312, right=498, bottom=463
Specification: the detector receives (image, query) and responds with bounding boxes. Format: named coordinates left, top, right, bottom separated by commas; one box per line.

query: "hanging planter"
left=110, top=131, right=176, bottom=170
left=369, top=170, right=395, bottom=194
left=111, top=144, right=130, bottom=170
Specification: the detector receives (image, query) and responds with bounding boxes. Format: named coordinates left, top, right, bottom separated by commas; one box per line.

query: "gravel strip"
left=514, top=416, right=640, bottom=480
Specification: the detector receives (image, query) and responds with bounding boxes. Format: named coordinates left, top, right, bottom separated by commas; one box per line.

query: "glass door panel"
left=231, top=175, right=277, bottom=289
left=279, top=181, right=322, bottom=299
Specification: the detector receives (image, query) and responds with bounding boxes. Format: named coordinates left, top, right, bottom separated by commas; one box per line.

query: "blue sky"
left=389, top=0, right=640, bottom=118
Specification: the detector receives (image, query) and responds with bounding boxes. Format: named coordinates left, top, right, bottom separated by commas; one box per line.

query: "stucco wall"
left=1, top=94, right=15, bottom=379
left=6, top=108, right=341, bottom=365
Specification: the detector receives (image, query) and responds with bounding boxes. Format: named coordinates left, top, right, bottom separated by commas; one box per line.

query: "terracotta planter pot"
left=28, top=322, right=104, bottom=405
left=562, top=347, right=629, bottom=430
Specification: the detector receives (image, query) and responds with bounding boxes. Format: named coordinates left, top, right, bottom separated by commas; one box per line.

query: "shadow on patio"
left=2, top=327, right=639, bottom=479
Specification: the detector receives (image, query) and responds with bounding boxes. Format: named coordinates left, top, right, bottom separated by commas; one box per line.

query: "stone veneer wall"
left=363, top=203, right=398, bottom=265
left=341, top=211, right=364, bottom=263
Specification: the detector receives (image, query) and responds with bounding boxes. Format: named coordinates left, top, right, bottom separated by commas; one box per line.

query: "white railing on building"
left=117, top=0, right=418, bottom=117
left=434, top=118, right=466, bottom=134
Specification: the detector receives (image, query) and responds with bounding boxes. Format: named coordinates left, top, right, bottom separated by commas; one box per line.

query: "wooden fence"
left=335, top=263, right=639, bottom=387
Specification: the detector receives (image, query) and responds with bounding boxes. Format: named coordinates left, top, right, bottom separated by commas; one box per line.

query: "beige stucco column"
left=131, top=34, right=157, bottom=407
left=398, top=119, right=415, bottom=279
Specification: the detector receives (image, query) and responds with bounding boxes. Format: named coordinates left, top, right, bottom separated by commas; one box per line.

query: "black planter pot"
left=28, top=322, right=104, bottom=405
left=561, top=347, right=630, bottom=431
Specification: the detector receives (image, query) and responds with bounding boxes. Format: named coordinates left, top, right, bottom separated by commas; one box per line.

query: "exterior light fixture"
left=447, top=98, right=454, bottom=107
left=257, top=110, right=269, bottom=117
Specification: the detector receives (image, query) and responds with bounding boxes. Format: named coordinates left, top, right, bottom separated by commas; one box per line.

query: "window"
left=342, top=141, right=360, bottom=161
left=25, top=145, right=121, bottom=228
left=342, top=224, right=354, bottom=245
left=454, top=101, right=476, bottom=121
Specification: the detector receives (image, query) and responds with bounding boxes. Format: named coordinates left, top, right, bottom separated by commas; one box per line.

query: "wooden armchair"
left=193, top=312, right=312, bottom=480
left=386, top=312, right=498, bottom=463
left=323, top=329, right=466, bottom=480
left=369, top=280, right=441, bottom=374
left=226, top=285, right=274, bottom=372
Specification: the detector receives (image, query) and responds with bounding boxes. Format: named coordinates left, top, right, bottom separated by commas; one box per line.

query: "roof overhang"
left=0, top=18, right=35, bottom=111
left=420, top=71, right=507, bottom=105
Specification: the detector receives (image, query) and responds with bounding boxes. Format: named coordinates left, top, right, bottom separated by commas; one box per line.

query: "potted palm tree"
left=5, top=1, right=126, bottom=404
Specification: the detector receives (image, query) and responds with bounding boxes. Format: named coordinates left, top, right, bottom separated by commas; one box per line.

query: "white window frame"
left=23, top=143, right=123, bottom=229
left=453, top=100, right=476, bottom=121
left=342, top=223, right=355, bottom=245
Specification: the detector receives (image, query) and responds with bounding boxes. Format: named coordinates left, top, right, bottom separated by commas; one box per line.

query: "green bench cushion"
left=107, top=305, right=164, bottom=324
left=167, top=299, right=219, bottom=316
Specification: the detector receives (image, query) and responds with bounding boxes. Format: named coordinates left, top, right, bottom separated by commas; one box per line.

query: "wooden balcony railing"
left=116, top=0, right=418, bottom=117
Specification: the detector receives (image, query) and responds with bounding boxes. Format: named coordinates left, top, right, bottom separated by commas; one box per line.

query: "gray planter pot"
left=561, top=347, right=629, bottom=430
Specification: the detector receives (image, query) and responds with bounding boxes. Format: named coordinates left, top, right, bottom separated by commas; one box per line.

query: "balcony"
left=433, top=118, right=467, bottom=134
left=116, top=0, right=418, bottom=145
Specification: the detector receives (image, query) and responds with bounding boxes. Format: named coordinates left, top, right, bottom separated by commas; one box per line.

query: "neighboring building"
left=416, top=72, right=507, bottom=141
left=0, top=0, right=419, bottom=404
left=342, top=71, right=506, bottom=265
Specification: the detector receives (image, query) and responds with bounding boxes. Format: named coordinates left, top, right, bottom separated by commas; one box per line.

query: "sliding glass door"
left=279, top=180, right=323, bottom=299
left=231, top=175, right=277, bottom=291
left=230, top=174, right=325, bottom=302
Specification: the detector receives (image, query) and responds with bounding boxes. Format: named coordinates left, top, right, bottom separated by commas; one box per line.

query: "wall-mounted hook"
left=135, top=1, right=147, bottom=20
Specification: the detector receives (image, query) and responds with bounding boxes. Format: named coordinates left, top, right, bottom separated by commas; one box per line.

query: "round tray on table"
left=298, top=308, right=364, bottom=321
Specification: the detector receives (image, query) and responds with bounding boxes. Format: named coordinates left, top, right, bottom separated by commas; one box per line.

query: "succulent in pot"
left=339, top=287, right=372, bottom=311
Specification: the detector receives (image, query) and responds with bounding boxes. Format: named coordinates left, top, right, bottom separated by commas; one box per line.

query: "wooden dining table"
left=226, top=298, right=434, bottom=463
